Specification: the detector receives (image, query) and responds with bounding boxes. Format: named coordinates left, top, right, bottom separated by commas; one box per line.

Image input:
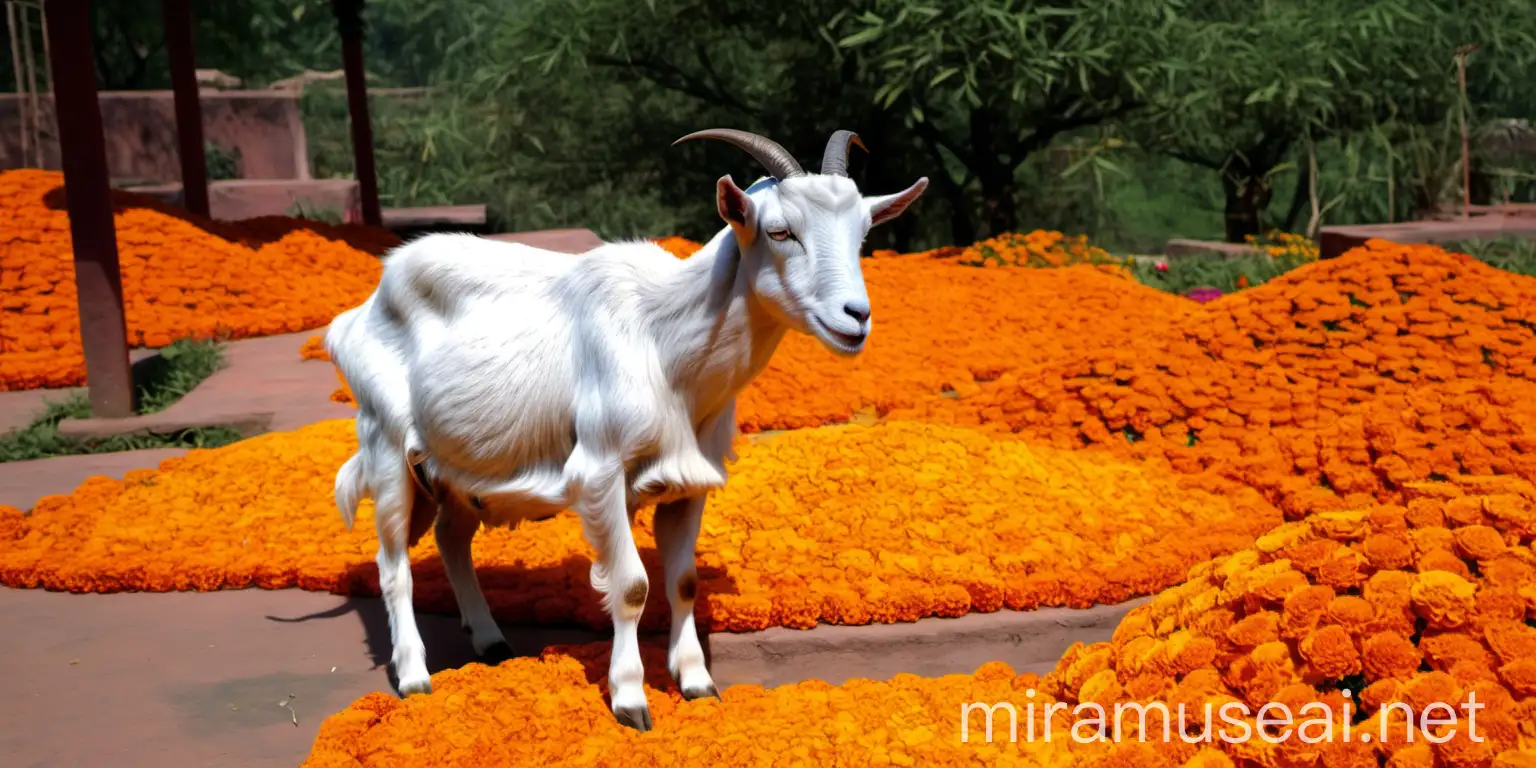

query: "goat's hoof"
left=398, top=677, right=433, bottom=697
left=682, top=682, right=720, bottom=701
left=479, top=641, right=514, bottom=665
left=614, top=704, right=653, bottom=732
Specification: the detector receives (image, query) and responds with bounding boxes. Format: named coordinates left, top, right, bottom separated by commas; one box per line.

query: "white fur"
left=327, top=170, right=927, bottom=726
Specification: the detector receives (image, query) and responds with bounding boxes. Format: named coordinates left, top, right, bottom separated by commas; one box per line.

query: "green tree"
left=0, top=0, right=472, bottom=92
left=825, top=0, right=1182, bottom=242
left=489, top=0, right=1184, bottom=247
left=1135, top=0, right=1536, bottom=242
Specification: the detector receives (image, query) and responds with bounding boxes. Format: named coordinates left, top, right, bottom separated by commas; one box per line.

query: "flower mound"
left=1035, top=474, right=1536, bottom=768
left=894, top=240, right=1536, bottom=519
left=0, top=418, right=1276, bottom=632
left=303, top=650, right=1107, bottom=768
left=302, top=477, right=1536, bottom=768
left=957, top=229, right=1130, bottom=276
left=0, top=169, right=391, bottom=390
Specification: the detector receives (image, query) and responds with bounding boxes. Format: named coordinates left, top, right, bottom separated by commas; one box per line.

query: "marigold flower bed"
left=0, top=169, right=392, bottom=390
left=303, top=649, right=1115, bottom=767
left=1030, top=473, right=1536, bottom=768
left=302, top=477, right=1536, bottom=768
left=0, top=418, right=1275, bottom=632
left=892, top=240, right=1536, bottom=520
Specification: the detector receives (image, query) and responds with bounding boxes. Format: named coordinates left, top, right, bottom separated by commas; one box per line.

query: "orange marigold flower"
left=1279, top=585, right=1335, bottom=639
left=1362, top=631, right=1424, bottom=680
left=1452, top=525, right=1508, bottom=561
left=1361, top=532, right=1415, bottom=570
left=1499, top=658, right=1536, bottom=695
left=1225, top=611, right=1280, bottom=647
left=1484, top=621, right=1536, bottom=665
left=1299, top=624, right=1361, bottom=679
left=1412, top=571, right=1480, bottom=630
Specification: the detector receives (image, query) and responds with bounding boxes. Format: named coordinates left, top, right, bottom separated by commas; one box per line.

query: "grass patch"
left=1443, top=236, right=1536, bottom=278
left=0, top=338, right=244, bottom=463
left=134, top=338, right=227, bottom=414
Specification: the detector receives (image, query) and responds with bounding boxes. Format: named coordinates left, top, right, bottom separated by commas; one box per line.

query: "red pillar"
left=162, top=0, right=209, bottom=217
left=333, top=0, right=382, bottom=227
left=44, top=0, right=134, bottom=417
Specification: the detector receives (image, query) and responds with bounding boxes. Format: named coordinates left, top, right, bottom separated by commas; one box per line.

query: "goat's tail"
left=334, top=453, right=367, bottom=531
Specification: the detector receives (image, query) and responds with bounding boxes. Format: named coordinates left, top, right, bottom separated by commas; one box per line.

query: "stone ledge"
left=56, top=409, right=272, bottom=441
left=125, top=179, right=361, bottom=222
left=706, top=598, right=1146, bottom=688
left=1319, top=217, right=1536, bottom=259
left=385, top=204, right=486, bottom=228
left=1163, top=238, right=1263, bottom=260
left=483, top=228, right=604, bottom=254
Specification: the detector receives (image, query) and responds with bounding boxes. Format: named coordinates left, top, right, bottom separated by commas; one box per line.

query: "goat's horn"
left=672, top=129, right=805, bottom=179
left=820, top=130, right=867, bottom=177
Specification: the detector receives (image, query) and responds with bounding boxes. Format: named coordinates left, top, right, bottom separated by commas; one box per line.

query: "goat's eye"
left=767, top=229, right=792, bottom=242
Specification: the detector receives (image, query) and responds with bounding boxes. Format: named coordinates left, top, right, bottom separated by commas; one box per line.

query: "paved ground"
left=0, top=329, right=350, bottom=511
left=0, top=586, right=1134, bottom=767
left=152, top=329, right=354, bottom=435
left=0, top=587, right=600, bottom=768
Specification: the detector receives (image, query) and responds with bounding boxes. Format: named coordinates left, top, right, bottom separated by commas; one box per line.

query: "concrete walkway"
left=0, top=586, right=1136, bottom=767
left=0, top=329, right=350, bottom=510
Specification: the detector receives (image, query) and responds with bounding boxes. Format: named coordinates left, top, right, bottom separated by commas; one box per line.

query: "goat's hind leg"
left=365, top=427, right=434, bottom=696
left=434, top=494, right=510, bottom=659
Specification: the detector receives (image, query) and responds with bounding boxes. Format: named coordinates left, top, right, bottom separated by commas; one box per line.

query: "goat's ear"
left=716, top=174, right=757, bottom=237
left=865, top=177, right=929, bottom=228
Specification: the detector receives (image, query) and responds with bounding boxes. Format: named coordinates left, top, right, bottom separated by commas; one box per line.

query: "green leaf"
left=1243, top=82, right=1279, bottom=105
left=838, top=26, right=885, bottom=48
left=929, top=67, right=959, bottom=87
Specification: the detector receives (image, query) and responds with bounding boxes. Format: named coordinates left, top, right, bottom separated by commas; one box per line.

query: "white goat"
left=326, top=128, right=927, bottom=730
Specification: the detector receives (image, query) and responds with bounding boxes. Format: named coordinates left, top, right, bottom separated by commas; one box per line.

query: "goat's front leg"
left=654, top=495, right=718, bottom=700
left=570, top=450, right=653, bottom=731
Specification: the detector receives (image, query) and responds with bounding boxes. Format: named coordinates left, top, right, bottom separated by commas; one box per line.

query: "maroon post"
left=44, top=0, right=134, bottom=417
left=334, top=0, right=382, bottom=227
left=161, top=0, right=209, bottom=217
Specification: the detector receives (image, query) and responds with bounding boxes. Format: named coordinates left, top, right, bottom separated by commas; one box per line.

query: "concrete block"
left=1163, top=238, right=1263, bottom=260
left=1319, top=217, right=1536, bottom=259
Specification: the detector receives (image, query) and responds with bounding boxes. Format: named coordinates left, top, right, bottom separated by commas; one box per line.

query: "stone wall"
left=0, top=90, right=309, bottom=183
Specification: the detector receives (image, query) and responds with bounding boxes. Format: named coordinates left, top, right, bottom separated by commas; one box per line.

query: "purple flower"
left=1184, top=286, right=1224, bottom=304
